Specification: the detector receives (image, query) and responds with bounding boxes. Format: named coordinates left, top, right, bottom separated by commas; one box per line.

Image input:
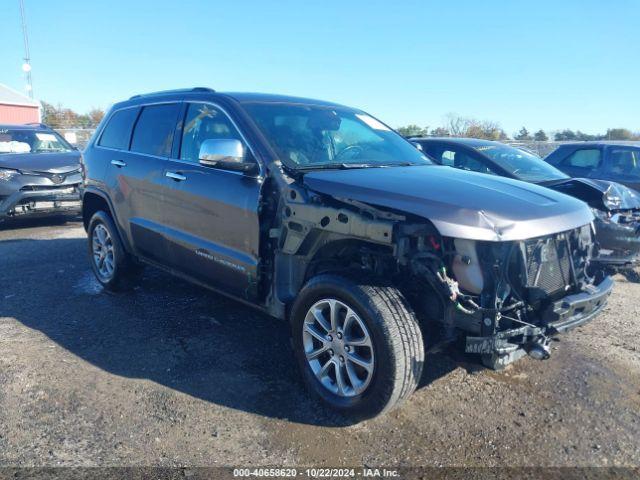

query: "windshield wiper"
left=295, top=163, right=389, bottom=171
left=389, top=162, right=429, bottom=167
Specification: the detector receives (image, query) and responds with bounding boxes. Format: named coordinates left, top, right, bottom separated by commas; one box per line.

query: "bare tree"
left=442, top=114, right=507, bottom=140
left=431, top=127, right=450, bottom=136
left=88, top=108, right=105, bottom=127
left=443, top=113, right=472, bottom=137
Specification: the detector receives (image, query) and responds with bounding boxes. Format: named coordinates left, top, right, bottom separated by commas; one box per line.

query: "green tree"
left=554, top=129, right=577, bottom=141
left=575, top=131, right=597, bottom=141
left=514, top=127, right=532, bottom=140
left=533, top=129, right=548, bottom=141
left=605, top=128, right=634, bottom=140
left=396, top=124, right=429, bottom=137
left=40, top=101, right=59, bottom=127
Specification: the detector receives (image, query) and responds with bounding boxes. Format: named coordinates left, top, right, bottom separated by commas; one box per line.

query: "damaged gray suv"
left=82, top=88, right=614, bottom=419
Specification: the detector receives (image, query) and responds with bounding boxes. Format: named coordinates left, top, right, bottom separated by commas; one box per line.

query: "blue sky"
left=1, top=0, right=638, bottom=135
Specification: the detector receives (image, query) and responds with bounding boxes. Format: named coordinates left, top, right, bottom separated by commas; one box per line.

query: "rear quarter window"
left=98, top=108, right=139, bottom=150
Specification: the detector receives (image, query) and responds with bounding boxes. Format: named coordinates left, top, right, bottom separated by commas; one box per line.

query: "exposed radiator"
left=524, top=235, right=573, bottom=296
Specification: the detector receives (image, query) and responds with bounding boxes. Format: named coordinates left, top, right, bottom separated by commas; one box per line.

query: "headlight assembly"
left=0, top=168, right=19, bottom=181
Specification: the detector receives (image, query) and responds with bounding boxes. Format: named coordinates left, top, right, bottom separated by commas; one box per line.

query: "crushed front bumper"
left=465, top=275, right=614, bottom=358
left=0, top=185, right=81, bottom=220
left=544, top=275, right=614, bottom=332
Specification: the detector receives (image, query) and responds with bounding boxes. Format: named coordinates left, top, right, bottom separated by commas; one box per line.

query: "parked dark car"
left=545, top=142, right=640, bottom=191
left=81, top=89, right=612, bottom=419
left=0, top=123, right=82, bottom=221
left=411, top=137, right=640, bottom=269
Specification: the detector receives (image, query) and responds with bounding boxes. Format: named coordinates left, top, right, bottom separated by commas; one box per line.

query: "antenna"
left=19, top=0, right=34, bottom=98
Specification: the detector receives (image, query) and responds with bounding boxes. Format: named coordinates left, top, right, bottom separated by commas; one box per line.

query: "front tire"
left=290, top=274, right=424, bottom=420
left=87, top=211, right=141, bottom=291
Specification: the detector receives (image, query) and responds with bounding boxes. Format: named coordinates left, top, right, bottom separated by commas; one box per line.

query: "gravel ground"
left=0, top=218, right=639, bottom=470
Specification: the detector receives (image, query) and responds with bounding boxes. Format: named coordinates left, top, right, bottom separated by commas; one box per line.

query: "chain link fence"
left=55, top=128, right=96, bottom=150
left=504, top=141, right=563, bottom=158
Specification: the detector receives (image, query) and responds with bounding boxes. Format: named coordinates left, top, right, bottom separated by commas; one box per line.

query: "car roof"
left=410, top=137, right=499, bottom=147
left=222, top=92, right=351, bottom=109
left=556, top=141, right=640, bottom=147
left=115, top=88, right=355, bottom=111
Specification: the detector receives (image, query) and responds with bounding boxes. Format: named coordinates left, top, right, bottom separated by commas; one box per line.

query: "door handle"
left=111, top=160, right=126, bottom=168
left=165, top=171, right=187, bottom=182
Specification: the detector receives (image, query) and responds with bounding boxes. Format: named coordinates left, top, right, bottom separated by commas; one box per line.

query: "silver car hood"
left=303, top=165, right=594, bottom=242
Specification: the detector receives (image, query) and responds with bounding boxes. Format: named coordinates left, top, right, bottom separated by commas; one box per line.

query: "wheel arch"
left=303, top=237, right=394, bottom=281
left=82, top=188, right=131, bottom=254
left=272, top=231, right=395, bottom=321
left=82, top=190, right=109, bottom=230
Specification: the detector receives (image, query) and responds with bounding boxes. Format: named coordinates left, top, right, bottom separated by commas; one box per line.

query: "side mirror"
left=411, top=141, right=423, bottom=152
left=198, top=138, right=257, bottom=174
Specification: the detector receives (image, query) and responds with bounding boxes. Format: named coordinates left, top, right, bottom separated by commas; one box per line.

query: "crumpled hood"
left=541, top=177, right=640, bottom=211
left=303, top=165, right=594, bottom=241
left=0, top=151, right=81, bottom=174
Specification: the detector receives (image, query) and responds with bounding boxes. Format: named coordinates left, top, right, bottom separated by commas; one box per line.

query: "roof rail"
left=24, top=122, right=50, bottom=129
left=129, top=87, right=215, bottom=100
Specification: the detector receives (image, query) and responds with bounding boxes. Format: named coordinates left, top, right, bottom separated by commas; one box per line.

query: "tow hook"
left=527, top=339, right=551, bottom=360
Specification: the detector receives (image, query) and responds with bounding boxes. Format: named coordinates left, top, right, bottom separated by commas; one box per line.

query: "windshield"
left=475, top=144, right=568, bottom=182
left=243, top=103, right=432, bottom=169
left=0, top=128, right=73, bottom=154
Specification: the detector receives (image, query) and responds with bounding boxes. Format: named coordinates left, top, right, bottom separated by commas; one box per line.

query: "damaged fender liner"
left=466, top=275, right=614, bottom=355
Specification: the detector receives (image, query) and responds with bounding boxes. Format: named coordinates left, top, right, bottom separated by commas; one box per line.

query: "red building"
left=0, top=83, right=40, bottom=124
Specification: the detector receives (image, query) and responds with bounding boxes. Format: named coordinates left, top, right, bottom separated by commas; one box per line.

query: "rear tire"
left=290, top=274, right=424, bottom=420
left=87, top=210, right=142, bottom=291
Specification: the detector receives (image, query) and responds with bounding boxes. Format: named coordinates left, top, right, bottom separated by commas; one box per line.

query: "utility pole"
left=19, top=0, right=34, bottom=98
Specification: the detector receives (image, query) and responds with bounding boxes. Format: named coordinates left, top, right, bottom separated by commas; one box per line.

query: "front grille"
left=20, top=184, right=79, bottom=192
left=524, top=235, right=572, bottom=296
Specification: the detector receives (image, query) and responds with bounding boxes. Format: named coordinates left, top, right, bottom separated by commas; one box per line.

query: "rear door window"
left=561, top=149, right=602, bottom=169
left=130, top=103, right=180, bottom=157
left=98, top=108, right=139, bottom=150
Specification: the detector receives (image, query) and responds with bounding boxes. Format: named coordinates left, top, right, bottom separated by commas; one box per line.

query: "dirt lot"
left=0, top=218, right=639, bottom=469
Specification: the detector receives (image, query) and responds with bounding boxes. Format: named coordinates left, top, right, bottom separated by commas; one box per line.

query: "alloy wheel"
left=302, top=298, right=375, bottom=397
left=92, top=223, right=115, bottom=279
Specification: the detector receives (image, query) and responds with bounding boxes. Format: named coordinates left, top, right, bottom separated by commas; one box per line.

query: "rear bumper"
left=0, top=185, right=81, bottom=219
left=465, top=275, right=614, bottom=356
